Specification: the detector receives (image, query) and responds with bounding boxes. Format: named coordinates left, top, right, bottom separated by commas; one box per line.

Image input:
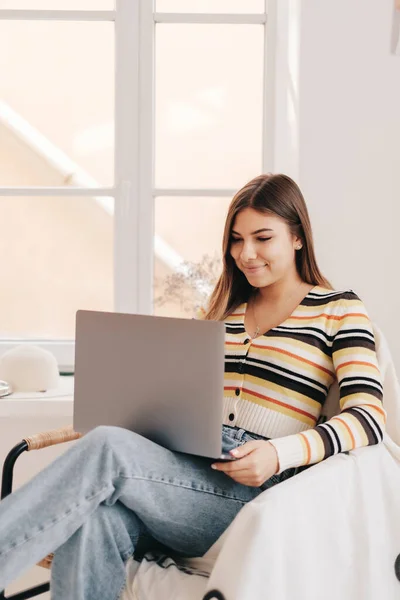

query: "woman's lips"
left=243, top=265, right=266, bottom=273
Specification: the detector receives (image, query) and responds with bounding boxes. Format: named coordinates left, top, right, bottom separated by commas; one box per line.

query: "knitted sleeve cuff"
left=268, top=435, right=307, bottom=474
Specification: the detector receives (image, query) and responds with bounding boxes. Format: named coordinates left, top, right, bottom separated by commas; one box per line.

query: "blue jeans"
left=0, top=425, right=296, bottom=599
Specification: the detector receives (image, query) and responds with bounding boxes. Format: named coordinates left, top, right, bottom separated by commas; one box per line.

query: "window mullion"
left=0, top=187, right=115, bottom=196
left=114, top=0, right=141, bottom=314
left=0, top=10, right=115, bottom=22
left=137, top=0, right=156, bottom=315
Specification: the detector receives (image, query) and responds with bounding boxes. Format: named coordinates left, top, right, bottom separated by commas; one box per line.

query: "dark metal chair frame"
left=0, top=427, right=82, bottom=599
left=1, top=439, right=50, bottom=599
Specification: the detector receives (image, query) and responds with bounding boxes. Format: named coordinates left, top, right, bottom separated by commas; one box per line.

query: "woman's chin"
left=246, top=274, right=270, bottom=287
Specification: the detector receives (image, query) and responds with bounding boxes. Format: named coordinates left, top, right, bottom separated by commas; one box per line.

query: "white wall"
left=273, top=0, right=400, bottom=369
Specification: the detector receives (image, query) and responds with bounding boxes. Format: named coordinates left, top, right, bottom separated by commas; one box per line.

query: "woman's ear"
left=294, top=238, right=303, bottom=251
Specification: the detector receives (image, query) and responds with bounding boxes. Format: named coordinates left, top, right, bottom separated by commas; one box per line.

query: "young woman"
left=0, top=173, right=385, bottom=599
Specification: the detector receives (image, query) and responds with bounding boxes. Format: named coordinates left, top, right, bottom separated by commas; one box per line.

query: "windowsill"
left=0, top=376, right=74, bottom=418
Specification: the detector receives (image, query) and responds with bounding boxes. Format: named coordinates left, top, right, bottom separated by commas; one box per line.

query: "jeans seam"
left=0, top=483, right=113, bottom=558
left=117, top=474, right=248, bottom=504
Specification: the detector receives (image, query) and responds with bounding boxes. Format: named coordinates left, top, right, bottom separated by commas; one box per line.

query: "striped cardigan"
left=201, top=286, right=386, bottom=474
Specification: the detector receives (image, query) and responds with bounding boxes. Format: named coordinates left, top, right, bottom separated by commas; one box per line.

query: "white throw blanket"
left=121, top=325, right=400, bottom=600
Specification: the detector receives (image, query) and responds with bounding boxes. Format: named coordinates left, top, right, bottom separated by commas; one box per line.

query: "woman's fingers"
left=212, top=452, right=257, bottom=474
left=211, top=440, right=279, bottom=486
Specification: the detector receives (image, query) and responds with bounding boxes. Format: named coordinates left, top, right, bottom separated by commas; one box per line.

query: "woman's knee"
left=82, top=425, right=139, bottom=449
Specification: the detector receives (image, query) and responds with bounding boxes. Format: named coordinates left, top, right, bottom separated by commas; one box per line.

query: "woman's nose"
left=240, top=243, right=257, bottom=261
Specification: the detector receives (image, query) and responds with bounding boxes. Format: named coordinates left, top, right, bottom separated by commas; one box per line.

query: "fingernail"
left=230, top=449, right=238, bottom=455
left=211, top=464, right=217, bottom=469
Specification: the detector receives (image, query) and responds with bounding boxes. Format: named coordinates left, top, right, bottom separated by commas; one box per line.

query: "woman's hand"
left=211, top=440, right=280, bottom=487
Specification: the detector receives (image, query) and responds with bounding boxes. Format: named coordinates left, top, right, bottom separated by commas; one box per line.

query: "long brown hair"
left=204, top=173, right=333, bottom=321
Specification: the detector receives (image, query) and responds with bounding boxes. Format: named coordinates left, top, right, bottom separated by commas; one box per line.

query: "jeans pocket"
left=242, top=431, right=270, bottom=443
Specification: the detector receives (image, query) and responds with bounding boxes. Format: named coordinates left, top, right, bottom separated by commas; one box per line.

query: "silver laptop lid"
left=73, top=310, right=226, bottom=459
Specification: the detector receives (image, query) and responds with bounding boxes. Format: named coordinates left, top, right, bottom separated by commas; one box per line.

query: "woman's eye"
left=230, top=237, right=271, bottom=243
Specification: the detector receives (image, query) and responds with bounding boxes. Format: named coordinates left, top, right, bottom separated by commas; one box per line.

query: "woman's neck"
left=255, top=277, right=307, bottom=306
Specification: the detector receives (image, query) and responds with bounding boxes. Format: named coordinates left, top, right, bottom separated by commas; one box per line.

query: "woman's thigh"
left=87, top=426, right=263, bottom=557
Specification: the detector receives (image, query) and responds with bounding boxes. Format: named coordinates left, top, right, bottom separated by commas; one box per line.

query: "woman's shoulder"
left=312, top=285, right=369, bottom=318
left=312, top=285, right=362, bottom=303
left=310, top=285, right=366, bottom=311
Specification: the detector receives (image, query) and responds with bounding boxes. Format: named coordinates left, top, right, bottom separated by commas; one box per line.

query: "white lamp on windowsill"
left=0, top=380, right=11, bottom=397
left=0, top=345, right=59, bottom=394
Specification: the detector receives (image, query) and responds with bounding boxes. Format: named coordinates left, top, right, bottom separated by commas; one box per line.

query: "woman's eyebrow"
left=231, top=228, right=274, bottom=236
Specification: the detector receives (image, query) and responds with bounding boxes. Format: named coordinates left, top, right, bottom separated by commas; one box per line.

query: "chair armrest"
left=1, top=427, right=83, bottom=500
left=23, top=425, right=83, bottom=450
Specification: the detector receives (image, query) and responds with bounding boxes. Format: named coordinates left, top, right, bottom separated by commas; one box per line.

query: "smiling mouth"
left=243, top=265, right=267, bottom=272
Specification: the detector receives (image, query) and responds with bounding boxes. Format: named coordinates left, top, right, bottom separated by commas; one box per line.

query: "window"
left=0, top=0, right=272, bottom=368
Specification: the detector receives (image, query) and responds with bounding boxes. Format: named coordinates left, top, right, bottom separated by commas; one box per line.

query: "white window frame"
left=0, top=0, right=281, bottom=370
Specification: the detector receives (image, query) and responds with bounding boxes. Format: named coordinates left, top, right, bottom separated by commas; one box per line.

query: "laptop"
left=73, top=310, right=236, bottom=461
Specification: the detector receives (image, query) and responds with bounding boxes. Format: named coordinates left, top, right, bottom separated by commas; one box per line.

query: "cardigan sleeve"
left=268, top=291, right=387, bottom=474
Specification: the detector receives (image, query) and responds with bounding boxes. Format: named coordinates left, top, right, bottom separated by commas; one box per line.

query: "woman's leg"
left=50, top=501, right=144, bottom=600
left=0, top=425, right=263, bottom=598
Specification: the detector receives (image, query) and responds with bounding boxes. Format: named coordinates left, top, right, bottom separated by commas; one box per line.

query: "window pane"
left=0, top=196, right=114, bottom=339
left=0, top=21, right=114, bottom=186
left=155, top=24, right=263, bottom=189
left=154, top=197, right=231, bottom=318
left=156, top=0, right=264, bottom=13
left=0, top=0, right=114, bottom=8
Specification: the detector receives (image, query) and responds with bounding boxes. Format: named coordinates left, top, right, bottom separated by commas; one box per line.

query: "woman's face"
left=229, top=207, right=301, bottom=288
